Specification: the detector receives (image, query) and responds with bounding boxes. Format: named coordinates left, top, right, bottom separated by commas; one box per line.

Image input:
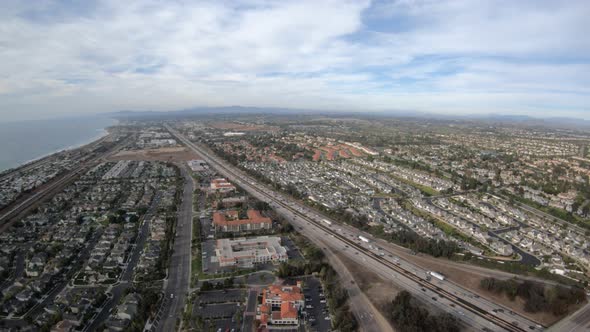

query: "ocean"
left=0, top=116, right=116, bottom=172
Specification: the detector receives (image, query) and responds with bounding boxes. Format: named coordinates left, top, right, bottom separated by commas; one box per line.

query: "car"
left=170, top=293, right=174, bottom=299
left=431, top=297, right=437, bottom=301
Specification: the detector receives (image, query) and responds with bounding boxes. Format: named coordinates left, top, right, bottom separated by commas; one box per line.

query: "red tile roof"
left=213, top=209, right=271, bottom=227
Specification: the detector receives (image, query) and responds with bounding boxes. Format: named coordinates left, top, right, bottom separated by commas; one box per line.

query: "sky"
left=1, top=0, right=589, bottom=122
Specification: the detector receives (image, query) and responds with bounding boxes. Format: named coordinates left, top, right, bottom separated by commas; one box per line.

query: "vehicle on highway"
left=429, top=271, right=445, bottom=281
left=358, top=235, right=370, bottom=243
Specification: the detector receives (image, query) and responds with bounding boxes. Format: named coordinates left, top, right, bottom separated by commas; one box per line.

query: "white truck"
left=429, top=271, right=445, bottom=281
left=322, top=219, right=332, bottom=226
left=358, top=235, right=370, bottom=243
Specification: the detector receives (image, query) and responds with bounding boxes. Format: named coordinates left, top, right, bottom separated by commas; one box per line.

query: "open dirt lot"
left=108, top=147, right=200, bottom=162
left=336, top=252, right=401, bottom=315
left=209, top=121, right=277, bottom=132
left=374, top=239, right=583, bottom=326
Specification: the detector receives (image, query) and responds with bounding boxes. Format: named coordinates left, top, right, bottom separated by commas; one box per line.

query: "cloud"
left=0, top=0, right=588, bottom=121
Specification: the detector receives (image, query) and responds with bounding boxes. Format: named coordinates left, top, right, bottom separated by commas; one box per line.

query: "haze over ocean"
left=0, top=116, right=116, bottom=172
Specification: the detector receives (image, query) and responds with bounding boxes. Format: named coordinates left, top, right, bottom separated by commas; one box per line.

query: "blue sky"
left=0, top=0, right=588, bottom=121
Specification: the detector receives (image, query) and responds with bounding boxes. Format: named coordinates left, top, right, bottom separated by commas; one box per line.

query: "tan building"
left=215, top=236, right=287, bottom=268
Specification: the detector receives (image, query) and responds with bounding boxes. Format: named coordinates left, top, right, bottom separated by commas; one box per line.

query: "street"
left=157, top=164, right=194, bottom=332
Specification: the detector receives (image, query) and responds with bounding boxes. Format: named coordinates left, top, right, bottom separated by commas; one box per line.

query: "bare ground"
left=107, top=147, right=200, bottom=162
left=335, top=252, right=401, bottom=319
left=373, top=237, right=584, bottom=326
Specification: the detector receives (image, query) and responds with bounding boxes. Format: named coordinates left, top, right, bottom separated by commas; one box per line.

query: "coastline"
left=0, top=118, right=117, bottom=175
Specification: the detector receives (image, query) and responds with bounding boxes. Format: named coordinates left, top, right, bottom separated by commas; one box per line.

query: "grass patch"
left=390, top=173, right=439, bottom=196
left=500, top=190, right=590, bottom=230
left=403, top=200, right=491, bottom=254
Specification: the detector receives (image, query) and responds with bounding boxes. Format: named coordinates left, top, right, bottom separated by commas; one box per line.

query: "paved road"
left=85, top=192, right=161, bottom=332
left=0, top=135, right=128, bottom=233
left=548, top=302, right=590, bottom=332
left=168, top=127, right=391, bottom=332
left=167, top=125, right=544, bottom=332
left=427, top=198, right=541, bottom=266
left=2, top=230, right=103, bottom=329
left=242, top=289, right=258, bottom=332
left=157, top=164, right=194, bottom=332
left=492, top=191, right=588, bottom=235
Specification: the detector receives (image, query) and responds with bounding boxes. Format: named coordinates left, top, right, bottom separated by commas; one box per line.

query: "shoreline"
left=0, top=121, right=116, bottom=175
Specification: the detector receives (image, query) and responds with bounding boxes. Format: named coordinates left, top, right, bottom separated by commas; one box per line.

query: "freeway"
left=167, top=125, right=544, bottom=332
left=157, top=164, right=194, bottom=332
left=548, top=302, right=590, bottom=332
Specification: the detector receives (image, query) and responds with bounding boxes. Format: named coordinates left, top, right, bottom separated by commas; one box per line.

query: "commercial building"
left=187, top=159, right=208, bottom=172
left=213, top=209, right=272, bottom=233
left=210, top=178, right=236, bottom=194
left=215, top=236, right=287, bottom=268
left=257, top=281, right=304, bottom=328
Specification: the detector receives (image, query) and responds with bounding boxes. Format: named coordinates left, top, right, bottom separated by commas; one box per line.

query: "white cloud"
left=0, top=0, right=588, bottom=121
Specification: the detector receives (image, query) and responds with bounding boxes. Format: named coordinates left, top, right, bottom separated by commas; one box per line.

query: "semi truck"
left=322, top=219, right=332, bottom=226
left=358, top=235, right=370, bottom=243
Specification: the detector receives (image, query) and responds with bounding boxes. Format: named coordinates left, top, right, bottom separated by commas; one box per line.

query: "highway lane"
left=273, top=191, right=541, bottom=331
left=167, top=125, right=544, bottom=332
left=157, top=164, right=194, bottom=332
left=547, top=302, right=590, bottom=332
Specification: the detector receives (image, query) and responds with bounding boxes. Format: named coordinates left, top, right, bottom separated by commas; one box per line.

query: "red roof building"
left=213, top=210, right=271, bottom=233
left=257, top=281, right=304, bottom=329
left=210, top=178, right=236, bottom=194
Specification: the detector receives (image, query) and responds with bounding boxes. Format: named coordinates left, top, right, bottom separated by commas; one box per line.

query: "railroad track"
left=167, top=126, right=531, bottom=332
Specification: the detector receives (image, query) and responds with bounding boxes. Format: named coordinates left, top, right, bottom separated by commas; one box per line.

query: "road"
left=547, top=302, right=590, bottom=332
left=85, top=192, right=161, bottom=332
left=492, top=191, right=588, bottom=235
left=1, top=230, right=103, bottom=329
left=427, top=197, right=540, bottom=266
left=167, top=125, right=543, bottom=332
left=0, top=134, right=128, bottom=233
left=157, top=164, right=194, bottom=332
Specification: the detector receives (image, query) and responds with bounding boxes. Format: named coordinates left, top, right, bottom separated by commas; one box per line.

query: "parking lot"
left=197, top=289, right=245, bottom=304
left=301, top=277, right=332, bottom=332
left=192, top=289, right=245, bottom=331
left=282, top=236, right=303, bottom=259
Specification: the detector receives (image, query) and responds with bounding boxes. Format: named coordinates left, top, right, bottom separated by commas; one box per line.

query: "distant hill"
left=107, top=106, right=590, bottom=129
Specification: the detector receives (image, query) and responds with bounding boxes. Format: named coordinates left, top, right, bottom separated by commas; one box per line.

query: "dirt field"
left=209, top=122, right=277, bottom=132
left=373, top=238, right=582, bottom=326
left=108, top=147, right=200, bottom=162
left=336, top=252, right=401, bottom=316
